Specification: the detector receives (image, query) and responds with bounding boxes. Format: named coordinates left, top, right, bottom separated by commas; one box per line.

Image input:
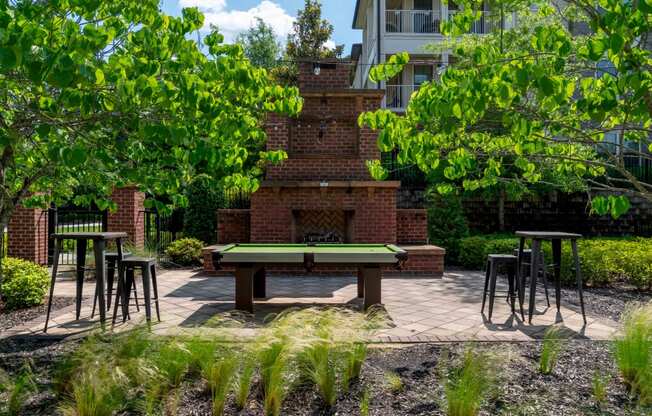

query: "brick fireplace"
left=204, top=60, right=444, bottom=276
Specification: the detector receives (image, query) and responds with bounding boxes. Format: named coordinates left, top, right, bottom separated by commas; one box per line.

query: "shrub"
left=202, top=355, right=238, bottom=416
left=457, top=235, right=652, bottom=288
left=427, top=192, right=469, bottom=263
left=613, top=302, right=652, bottom=406
left=342, top=343, right=367, bottom=392
left=183, top=175, right=223, bottom=244
left=444, top=348, right=495, bottom=416
left=1, top=257, right=50, bottom=310
left=384, top=371, right=404, bottom=393
left=164, top=238, right=204, bottom=266
left=591, top=371, right=609, bottom=408
left=300, top=340, right=338, bottom=407
left=457, top=235, right=520, bottom=269
left=539, top=326, right=564, bottom=375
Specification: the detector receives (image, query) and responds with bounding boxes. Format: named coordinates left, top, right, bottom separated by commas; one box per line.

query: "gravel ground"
left=560, top=284, right=652, bottom=322
left=173, top=341, right=647, bottom=416
left=0, top=296, right=78, bottom=333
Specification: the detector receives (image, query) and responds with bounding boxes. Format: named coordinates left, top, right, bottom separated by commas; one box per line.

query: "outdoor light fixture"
left=313, top=62, right=321, bottom=75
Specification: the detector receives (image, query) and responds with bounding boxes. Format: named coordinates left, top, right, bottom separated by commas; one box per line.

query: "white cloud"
left=180, top=0, right=295, bottom=43
left=178, top=0, right=226, bottom=11
left=323, top=40, right=336, bottom=50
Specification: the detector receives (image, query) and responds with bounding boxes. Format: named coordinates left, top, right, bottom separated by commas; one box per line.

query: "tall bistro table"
left=515, top=231, right=586, bottom=324
left=45, top=232, right=128, bottom=332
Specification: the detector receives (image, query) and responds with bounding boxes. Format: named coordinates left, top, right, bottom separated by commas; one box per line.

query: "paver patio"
left=1, top=269, right=619, bottom=342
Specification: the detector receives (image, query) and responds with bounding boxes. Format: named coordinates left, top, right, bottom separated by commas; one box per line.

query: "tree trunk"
left=0, top=207, right=14, bottom=301
left=498, top=189, right=506, bottom=232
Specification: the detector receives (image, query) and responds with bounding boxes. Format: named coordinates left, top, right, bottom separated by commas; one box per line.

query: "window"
left=414, top=0, right=432, bottom=10
left=414, top=65, right=433, bottom=87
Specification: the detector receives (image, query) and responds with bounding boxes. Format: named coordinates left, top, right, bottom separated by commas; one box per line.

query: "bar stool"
left=112, top=257, right=160, bottom=324
left=481, top=254, right=522, bottom=321
left=91, top=252, right=140, bottom=318
left=513, top=249, right=551, bottom=307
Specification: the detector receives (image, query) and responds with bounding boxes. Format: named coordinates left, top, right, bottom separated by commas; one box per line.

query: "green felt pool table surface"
left=213, top=243, right=406, bottom=265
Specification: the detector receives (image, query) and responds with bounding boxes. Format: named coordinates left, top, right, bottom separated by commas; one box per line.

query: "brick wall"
left=7, top=205, right=48, bottom=265
left=250, top=186, right=397, bottom=243
left=107, top=186, right=145, bottom=247
left=396, top=209, right=428, bottom=244
left=265, top=94, right=383, bottom=181
left=463, top=191, right=652, bottom=236
left=217, top=209, right=251, bottom=243
left=298, top=61, right=352, bottom=90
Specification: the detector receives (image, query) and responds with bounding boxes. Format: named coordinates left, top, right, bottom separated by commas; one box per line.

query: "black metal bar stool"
left=91, top=252, right=139, bottom=318
left=513, top=249, right=550, bottom=307
left=481, top=254, right=522, bottom=321
left=112, top=257, right=160, bottom=324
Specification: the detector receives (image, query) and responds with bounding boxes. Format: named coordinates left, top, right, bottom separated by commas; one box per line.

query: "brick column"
left=107, top=186, right=145, bottom=248
left=7, top=205, right=49, bottom=265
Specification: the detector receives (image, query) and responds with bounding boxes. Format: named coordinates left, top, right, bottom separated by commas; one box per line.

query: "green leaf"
left=590, top=196, right=609, bottom=216
left=452, top=103, right=462, bottom=119
left=0, top=47, right=17, bottom=70
left=436, top=183, right=454, bottom=195
left=587, top=39, right=605, bottom=60
left=538, top=76, right=555, bottom=96
left=609, top=33, right=625, bottom=54
left=609, top=195, right=630, bottom=219
left=366, top=160, right=388, bottom=181
left=95, top=68, right=105, bottom=85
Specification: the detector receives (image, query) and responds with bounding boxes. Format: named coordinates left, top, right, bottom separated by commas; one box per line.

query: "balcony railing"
left=386, top=84, right=418, bottom=109
left=386, top=10, right=442, bottom=34
left=386, top=9, right=494, bottom=34
left=448, top=10, right=495, bottom=34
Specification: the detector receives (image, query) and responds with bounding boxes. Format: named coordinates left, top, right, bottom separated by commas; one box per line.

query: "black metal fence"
left=47, top=207, right=108, bottom=265
left=624, top=157, right=652, bottom=184
left=221, top=188, right=251, bottom=209
left=381, top=150, right=429, bottom=190
left=142, top=209, right=184, bottom=253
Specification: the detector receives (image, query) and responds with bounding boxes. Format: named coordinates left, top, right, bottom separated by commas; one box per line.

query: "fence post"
left=7, top=205, right=49, bottom=265
left=107, top=186, right=145, bottom=248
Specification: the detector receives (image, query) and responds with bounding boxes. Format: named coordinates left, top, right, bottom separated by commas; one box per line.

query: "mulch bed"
left=560, top=284, right=651, bottom=322
left=173, top=341, right=642, bottom=416
left=0, top=297, right=77, bottom=333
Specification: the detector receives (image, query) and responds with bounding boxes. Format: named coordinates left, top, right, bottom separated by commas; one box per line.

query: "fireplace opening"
left=292, top=210, right=353, bottom=243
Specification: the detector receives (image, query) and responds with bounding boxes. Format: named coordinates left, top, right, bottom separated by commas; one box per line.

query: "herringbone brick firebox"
left=203, top=60, right=444, bottom=276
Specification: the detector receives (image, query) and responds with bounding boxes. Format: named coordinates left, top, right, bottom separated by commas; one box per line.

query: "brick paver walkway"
left=1, top=269, right=619, bottom=342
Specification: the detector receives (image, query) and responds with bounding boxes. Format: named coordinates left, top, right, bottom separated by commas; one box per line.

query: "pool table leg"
left=357, top=267, right=364, bottom=298
left=235, top=264, right=255, bottom=313
left=253, top=267, right=266, bottom=299
left=362, top=266, right=382, bottom=310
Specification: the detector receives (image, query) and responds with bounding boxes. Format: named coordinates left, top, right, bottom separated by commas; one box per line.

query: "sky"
left=160, top=0, right=361, bottom=55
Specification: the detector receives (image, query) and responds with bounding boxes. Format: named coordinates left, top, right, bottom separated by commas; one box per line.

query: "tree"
left=236, top=17, right=281, bottom=70
left=0, top=1, right=301, bottom=289
left=273, top=0, right=344, bottom=84
left=360, top=0, right=652, bottom=219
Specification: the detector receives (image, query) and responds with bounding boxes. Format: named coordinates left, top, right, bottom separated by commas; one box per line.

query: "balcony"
left=385, top=9, right=494, bottom=34
left=386, top=9, right=442, bottom=34
left=385, top=84, right=418, bottom=110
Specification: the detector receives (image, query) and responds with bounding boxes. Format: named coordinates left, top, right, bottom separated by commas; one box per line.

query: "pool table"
left=211, top=244, right=408, bottom=312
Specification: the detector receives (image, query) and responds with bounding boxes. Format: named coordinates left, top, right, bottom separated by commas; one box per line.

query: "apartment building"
left=351, top=0, right=510, bottom=112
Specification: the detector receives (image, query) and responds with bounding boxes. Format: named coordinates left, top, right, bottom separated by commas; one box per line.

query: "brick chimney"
left=298, top=60, right=352, bottom=91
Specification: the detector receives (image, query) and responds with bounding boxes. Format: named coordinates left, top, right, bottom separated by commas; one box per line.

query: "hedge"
left=458, top=235, right=652, bottom=289
left=1, top=257, right=50, bottom=310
